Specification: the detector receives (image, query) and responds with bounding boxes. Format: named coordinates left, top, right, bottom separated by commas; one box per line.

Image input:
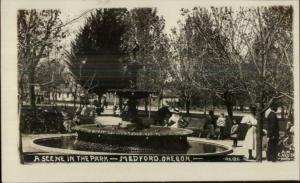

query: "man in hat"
left=266, top=102, right=280, bottom=162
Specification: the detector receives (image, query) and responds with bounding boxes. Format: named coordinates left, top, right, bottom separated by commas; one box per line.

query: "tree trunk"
left=158, top=96, right=162, bottom=109
left=256, top=102, right=264, bottom=162
left=47, top=88, right=51, bottom=104
left=256, top=88, right=264, bottom=162
left=29, top=70, right=36, bottom=109
left=96, top=94, right=103, bottom=116
left=186, top=99, right=190, bottom=115
left=73, top=94, right=77, bottom=108
left=144, top=98, right=148, bottom=112
left=224, top=92, right=233, bottom=125
left=19, top=80, right=24, bottom=105
left=28, top=70, right=36, bottom=132
left=98, top=94, right=102, bottom=107
left=225, top=102, right=233, bottom=124
left=288, top=102, right=293, bottom=120
left=204, top=99, right=207, bottom=115
left=18, top=102, right=24, bottom=163
left=240, top=104, right=244, bottom=112
left=73, top=85, right=77, bottom=108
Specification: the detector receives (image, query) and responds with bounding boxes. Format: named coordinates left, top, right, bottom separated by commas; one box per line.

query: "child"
left=230, top=120, right=239, bottom=147
left=216, top=113, right=226, bottom=140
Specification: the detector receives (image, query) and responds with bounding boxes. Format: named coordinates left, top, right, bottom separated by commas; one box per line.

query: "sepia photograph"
left=2, top=0, right=300, bottom=182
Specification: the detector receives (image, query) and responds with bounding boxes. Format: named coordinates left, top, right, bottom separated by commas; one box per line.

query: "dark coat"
left=154, top=107, right=172, bottom=123
left=267, top=111, right=279, bottom=140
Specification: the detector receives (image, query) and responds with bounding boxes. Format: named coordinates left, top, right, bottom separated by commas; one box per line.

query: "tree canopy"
left=68, top=9, right=130, bottom=96
left=18, top=10, right=64, bottom=107
left=68, top=8, right=169, bottom=97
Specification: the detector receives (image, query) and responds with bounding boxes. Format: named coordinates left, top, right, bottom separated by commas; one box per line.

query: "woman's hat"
left=173, top=108, right=180, bottom=113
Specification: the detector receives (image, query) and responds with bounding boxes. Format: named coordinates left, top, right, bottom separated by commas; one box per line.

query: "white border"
left=1, top=0, right=299, bottom=182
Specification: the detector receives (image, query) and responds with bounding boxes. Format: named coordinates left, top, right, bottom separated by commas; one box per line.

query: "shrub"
left=20, top=106, right=66, bottom=134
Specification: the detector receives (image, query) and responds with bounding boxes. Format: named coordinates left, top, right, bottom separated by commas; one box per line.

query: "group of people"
left=241, top=103, right=294, bottom=161
left=155, top=102, right=293, bottom=162
left=204, top=110, right=240, bottom=148
left=204, top=111, right=228, bottom=140
left=154, top=107, right=188, bottom=128
left=43, top=101, right=292, bottom=162
left=203, top=102, right=294, bottom=162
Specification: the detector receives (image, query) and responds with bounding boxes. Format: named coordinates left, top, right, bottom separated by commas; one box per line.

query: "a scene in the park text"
left=18, top=6, right=295, bottom=163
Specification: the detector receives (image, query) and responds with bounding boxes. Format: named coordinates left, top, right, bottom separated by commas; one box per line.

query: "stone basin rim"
left=73, top=124, right=194, bottom=136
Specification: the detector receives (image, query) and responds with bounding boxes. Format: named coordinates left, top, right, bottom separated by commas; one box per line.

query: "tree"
left=67, top=9, right=129, bottom=104
left=18, top=10, right=64, bottom=108
left=121, top=8, right=170, bottom=107
left=168, top=12, right=206, bottom=114
left=176, top=7, right=293, bottom=161
left=35, top=49, right=69, bottom=104
left=178, top=7, right=248, bottom=122
left=237, top=6, right=293, bottom=161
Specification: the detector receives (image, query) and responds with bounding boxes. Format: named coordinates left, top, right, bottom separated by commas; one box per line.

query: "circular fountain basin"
left=32, top=134, right=233, bottom=156
left=73, top=124, right=194, bottom=150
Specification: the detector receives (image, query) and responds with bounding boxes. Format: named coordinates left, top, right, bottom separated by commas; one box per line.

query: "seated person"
left=166, top=108, right=188, bottom=128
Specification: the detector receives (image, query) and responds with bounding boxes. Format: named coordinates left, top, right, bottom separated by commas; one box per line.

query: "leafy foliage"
left=18, top=10, right=65, bottom=106
left=121, top=8, right=170, bottom=95
left=67, top=9, right=130, bottom=95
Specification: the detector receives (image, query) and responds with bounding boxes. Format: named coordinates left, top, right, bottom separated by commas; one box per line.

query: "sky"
left=60, top=7, right=183, bottom=32
left=58, top=7, right=184, bottom=50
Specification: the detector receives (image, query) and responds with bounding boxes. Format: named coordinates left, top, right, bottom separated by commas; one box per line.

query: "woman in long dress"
left=240, top=104, right=257, bottom=160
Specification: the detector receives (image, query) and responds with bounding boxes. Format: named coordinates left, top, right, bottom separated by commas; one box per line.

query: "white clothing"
left=241, top=114, right=257, bottom=150
left=168, top=114, right=180, bottom=128
left=265, top=108, right=272, bottom=118
left=81, top=106, right=87, bottom=116
left=116, top=109, right=121, bottom=116
left=290, top=126, right=294, bottom=134
left=216, top=117, right=226, bottom=127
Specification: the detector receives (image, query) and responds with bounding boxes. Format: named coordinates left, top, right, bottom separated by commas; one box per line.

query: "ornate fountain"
left=73, top=89, right=193, bottom=150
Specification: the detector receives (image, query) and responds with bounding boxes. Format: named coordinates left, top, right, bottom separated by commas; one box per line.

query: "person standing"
left=205, top=110, right=216, bottom=139
left=241, top=104, right=257, bottom=160
left=216, top=113, right=226, bottom=140
left=230, top=120, right=239, bottom=147
left=266, top=103, right=279, bottom=162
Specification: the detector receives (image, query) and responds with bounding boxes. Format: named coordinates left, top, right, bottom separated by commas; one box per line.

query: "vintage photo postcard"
left=1, top=0, right=300, bottom=182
